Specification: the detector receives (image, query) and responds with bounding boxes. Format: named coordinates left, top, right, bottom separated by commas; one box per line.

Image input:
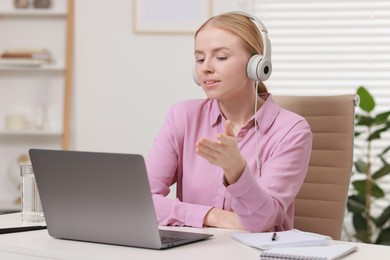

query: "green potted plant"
left=347, top=86, right=390, bottom=244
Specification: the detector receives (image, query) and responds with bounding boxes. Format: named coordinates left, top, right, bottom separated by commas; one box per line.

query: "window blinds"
left=253, top=0, right=390, bottom=211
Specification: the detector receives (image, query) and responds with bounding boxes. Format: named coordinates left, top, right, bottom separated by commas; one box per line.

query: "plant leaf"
left=367, top=131, right=381, bottom=141
left=353, top=180, right=385, bottom=198
left=352, top=213, right=371, bottom=243
left=356, top=115, right=375, bottom=127
left=374, top=110, right=390, bottom=125
left=374, top=205, right=390, bottom=227
left=372, top=164, right=390, bottom=180
left=368, top=126, right=389, bottom=141
left=347, top=195, right=365, bottom=214
left=371, top=182, right=385, bottom=198
left=357, top=86, right=375, bottom=113
left=355, top=231, right=371, bottom=243
left=375, top=227, right=390, bottom=245
left=352, top=180, right=366, bottom=196
left=354, top=159, right=368, bottom=174
left=352, top=212, right=367, bottom=232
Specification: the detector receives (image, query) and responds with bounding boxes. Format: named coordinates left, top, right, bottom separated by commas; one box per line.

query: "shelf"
left=0, top=129, right=62, bottom=136
left=0, top=63, right=65, bottom=72
left=0, top=8, right=66, bottom=17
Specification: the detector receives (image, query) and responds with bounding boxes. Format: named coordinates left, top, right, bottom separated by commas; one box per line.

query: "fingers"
left=196, top=138, right=220, bottom=163
left=224, top=120, right=235, bottom=137
left=196, top=135, right=236, bottom=166
left=197, top=138, right=221, bottom=155
left=196, top=120, right=246, bottom=185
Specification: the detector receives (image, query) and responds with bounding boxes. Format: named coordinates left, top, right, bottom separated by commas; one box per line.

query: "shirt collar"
left=208, top=94, right=281, bottom=132
left=209, top=99, right=223, bottom=127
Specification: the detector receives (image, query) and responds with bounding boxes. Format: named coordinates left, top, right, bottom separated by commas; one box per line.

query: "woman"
left=146, top=12, right=312, bottom=232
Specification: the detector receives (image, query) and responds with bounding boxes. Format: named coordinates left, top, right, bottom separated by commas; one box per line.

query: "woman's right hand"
left=196, top=120, right=246, bottom=185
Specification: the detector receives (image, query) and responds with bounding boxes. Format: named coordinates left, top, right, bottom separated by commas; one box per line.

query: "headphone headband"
left=233, top=11, right=272, bottom=66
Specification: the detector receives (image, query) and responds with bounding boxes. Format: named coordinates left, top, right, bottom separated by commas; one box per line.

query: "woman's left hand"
left=204, top=208, right=245, bottom=230
left=196, top=120, right=246, bottom=185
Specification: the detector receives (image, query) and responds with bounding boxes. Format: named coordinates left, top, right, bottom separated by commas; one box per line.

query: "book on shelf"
left=0, top=48, right=53, bottom=66
left=1, top=52, right=51, bottom=60
left=2, top=48, right=48, bottom=53
left=0, top=58, right=48, bottom=67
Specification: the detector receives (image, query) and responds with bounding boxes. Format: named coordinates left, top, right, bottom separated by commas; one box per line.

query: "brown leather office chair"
left=273, top=94, right=357, bottom=240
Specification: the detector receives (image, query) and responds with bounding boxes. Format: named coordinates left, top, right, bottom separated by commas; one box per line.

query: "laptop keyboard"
left=161, top=236, right=186, bottom=244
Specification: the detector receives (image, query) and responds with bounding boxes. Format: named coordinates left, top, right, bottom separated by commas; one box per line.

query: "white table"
left=0, top=213, right=389, bottom=260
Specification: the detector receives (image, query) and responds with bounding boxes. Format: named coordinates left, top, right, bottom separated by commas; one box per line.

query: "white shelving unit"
left=0, top=0, right=73, bottom=213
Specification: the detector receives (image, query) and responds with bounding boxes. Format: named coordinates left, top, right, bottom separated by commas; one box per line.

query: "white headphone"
left=193, top=11, right=272, bottom=85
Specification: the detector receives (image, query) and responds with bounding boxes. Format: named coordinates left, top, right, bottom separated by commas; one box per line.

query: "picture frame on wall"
left=133, top=0, right=212, bottom=34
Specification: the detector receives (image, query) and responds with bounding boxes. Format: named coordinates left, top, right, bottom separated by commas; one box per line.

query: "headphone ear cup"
left=192, top=66, right=200, bottom=86
left=247, top=54, right=272, bottom=82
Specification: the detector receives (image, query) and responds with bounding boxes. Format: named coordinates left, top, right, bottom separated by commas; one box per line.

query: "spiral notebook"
left=259, top=244, right=358, bottom=260
left=231, top=229, right=332, bottom=250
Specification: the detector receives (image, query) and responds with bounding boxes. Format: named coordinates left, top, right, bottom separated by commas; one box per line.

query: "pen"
left=0, top=226, right=47, bottom=235
left=271, top=232, right=277, bottom=241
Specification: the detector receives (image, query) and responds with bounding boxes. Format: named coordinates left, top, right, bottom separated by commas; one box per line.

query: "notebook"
left=29, top=149, right=213, bottom=249
left=259, top=244, right=358, bottom=260
left=231, top=229, right=331, bottom=250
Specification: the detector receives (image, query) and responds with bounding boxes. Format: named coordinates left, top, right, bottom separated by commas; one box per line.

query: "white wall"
left=73, top=0, right=250, bottom=155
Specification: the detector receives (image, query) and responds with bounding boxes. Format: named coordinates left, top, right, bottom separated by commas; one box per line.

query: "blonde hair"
left=195, top=12, right=268, bottom=94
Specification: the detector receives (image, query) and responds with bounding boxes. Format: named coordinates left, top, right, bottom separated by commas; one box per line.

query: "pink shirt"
left=146, top=94, right=312, bottom=232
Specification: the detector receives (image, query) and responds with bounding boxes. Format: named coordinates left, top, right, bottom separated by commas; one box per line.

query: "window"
left=253, top=0, right=390, bottom=226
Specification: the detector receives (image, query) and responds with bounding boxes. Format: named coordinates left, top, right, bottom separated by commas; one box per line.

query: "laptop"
left=29, top=149, right=213, bottom=249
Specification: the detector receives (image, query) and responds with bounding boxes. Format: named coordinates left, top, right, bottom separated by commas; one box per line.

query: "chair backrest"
left=273, top=94, right=357, bottom=240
